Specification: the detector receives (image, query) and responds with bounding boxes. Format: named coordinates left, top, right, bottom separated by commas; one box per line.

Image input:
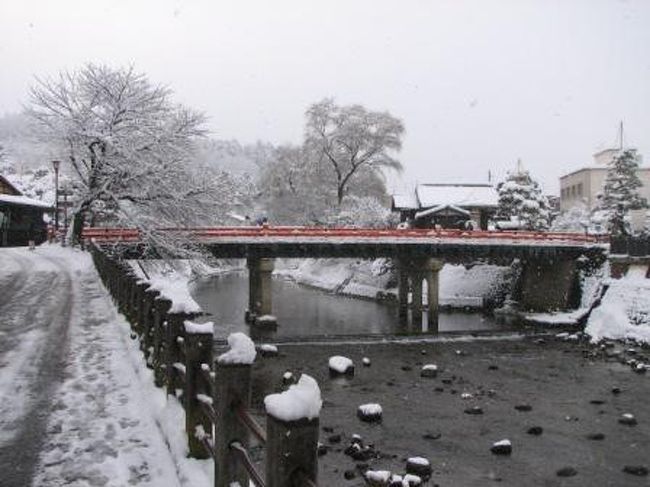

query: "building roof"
left=0, top=193, right=53, bottom=209
left=415, top=204, right=471, bottom=220
left=416, top=183, right=498, bottom=208
left=391, top=193, right=418, bottom=210
left=0, top=174, right=22, bottom=196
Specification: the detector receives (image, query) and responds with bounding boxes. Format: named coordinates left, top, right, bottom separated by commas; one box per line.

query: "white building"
left=559, top=148, right=650, bottom=212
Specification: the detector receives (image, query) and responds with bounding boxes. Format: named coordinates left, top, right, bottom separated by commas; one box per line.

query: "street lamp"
left=52, top=160, right=60, bottom=232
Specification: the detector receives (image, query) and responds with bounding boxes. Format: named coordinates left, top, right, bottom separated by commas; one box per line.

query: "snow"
left=365, top=470, right=391, bottom=482
left=259, top=344, right=278, bottom=353
left=328, top=355, right=354, bottom=373
left=358, top=403, right=383, bottom=415
left=585, top=266, right=650, bottom=344
left=407, top=456, right=430, bottom=466
left=0, top=246, right=212, bottom=486
left=0, top=193, right=53, bottom=209
left=392, top=193, right=418, bottom=210
left=422, top=364, right=438, bottom=371
left=416, top=183, right=498, bottom=208
left=493, top=439, right=511, bottom=447
left=184, top=320, right=214, bottom=335
left=264, top=374, right=322, bottom=422
left=217, top=332, right=257, bottom=365
left=127, top=260, right=203, bottom=315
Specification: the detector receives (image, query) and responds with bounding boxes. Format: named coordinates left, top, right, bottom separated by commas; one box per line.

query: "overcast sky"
left=1, top=0, right=649, bottom=193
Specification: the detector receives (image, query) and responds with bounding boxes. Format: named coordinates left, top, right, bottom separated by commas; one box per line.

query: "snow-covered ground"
left=275, top=258, right=512, bottom=309
left=0, top=246, right=212, bottom=487
left=585, top=265, right=650, bottom=343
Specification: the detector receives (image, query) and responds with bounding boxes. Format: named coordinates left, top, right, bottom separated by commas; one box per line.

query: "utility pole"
left=52, top=160, right=60, bottom=232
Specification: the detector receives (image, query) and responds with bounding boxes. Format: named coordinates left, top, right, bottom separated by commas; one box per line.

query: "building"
left=392, top=183, right=498, bottom=230
left=0, top=174, right=52, bottom=246
left=560, top=148, right=650, bottom=212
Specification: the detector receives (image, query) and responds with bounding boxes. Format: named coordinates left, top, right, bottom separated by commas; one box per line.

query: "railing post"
left=265, top=416, right=319, bottom=487
left=184, top=324, right=213, bottom=459
left=264, top=375, right=321, bottom=487
left=165, top=310, right=185, bottom=397
left=151, top=294, right=168, bottom=388
left=214, top=362, right=252, bottom=487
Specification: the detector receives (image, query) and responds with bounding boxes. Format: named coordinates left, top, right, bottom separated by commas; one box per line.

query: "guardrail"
left=610, top=235, right=650, bottom=256
left=82, top=226, right=608, bottom=244
left=89, top=243, right=320, bottom=486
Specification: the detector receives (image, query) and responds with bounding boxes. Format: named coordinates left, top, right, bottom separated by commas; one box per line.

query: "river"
left=191, top=272, right=516, bottom=341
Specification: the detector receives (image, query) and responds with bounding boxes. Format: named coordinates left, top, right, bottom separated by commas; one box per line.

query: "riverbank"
left=274, top=258, right=514, bottom=309
left=242, top=334, right=650, bottom=486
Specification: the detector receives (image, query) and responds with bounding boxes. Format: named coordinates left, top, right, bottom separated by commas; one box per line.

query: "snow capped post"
left=264, top=374, right=322, bottom=486
left=214, top=333, right=256, bottom=487
left=182, top=321, right=214, bottom=459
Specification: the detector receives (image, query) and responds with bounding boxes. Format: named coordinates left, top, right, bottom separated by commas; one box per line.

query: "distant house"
left=392, top=183, right=498, bottom=230
left=0, top=174, right=52, bottom=246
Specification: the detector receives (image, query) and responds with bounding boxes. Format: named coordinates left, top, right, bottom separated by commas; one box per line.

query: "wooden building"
left=0, top=175, right=52, bottom=246
left=392, top=183, right=498, bottom=230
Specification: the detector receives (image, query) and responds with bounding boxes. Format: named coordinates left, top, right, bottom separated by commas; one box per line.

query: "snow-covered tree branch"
left=26, top=64, right=230, bottom=255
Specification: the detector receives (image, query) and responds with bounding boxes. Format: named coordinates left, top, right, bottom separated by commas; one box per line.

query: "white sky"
left=2, top=0, right=649, bottom=194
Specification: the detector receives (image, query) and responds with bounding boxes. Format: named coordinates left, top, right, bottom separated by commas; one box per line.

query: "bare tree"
left=305, top=98, right=404, bottom=205
left=27, top=64, right=216, bottom=249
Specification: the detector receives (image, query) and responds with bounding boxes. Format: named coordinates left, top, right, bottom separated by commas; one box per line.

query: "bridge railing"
left=89, top=243, right=320, bottom=486
left=82, top=226, right=609, bottom=244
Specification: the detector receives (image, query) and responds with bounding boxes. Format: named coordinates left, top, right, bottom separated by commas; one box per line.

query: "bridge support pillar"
left=424, top=258, right=444, bottom=332
left=518, top=258, right=579, bottom=312
left=396, top=257, right=443, bottom=332
left=247, top=257, right=275, bottom=319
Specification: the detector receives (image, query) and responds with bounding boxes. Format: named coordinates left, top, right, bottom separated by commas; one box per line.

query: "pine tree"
left=496, top=168, right=550, bottom=230
left=600, top=149, right=648, bottom=235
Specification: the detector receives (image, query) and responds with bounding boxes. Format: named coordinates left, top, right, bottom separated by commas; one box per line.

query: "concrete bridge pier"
left=246, top=257, right=275, bottom=321
left=397, top=257, right=444, bottom=331
left=518, top=258, right=579, bottom=312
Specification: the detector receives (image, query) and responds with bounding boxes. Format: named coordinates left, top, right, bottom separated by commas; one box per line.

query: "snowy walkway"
left=0, top=246, right=210, bottom=487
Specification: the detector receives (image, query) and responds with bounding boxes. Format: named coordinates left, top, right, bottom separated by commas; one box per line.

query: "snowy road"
left=0, top=246, right=210, bottom=487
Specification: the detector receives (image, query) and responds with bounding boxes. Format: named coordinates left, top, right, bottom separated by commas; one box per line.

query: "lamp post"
left=52, top=160, right=60, bottom=232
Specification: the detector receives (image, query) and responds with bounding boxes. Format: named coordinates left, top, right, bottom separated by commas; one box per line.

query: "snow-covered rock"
left=406, top=456, right=432, bottom=478
left=357, top=403, right=383, bottom=422
left=264, top=374, right=322, bottom=422
left=490, top=439, right=512, bottom=455
left=217, top=333, right=256, bottom=365
left=420, top=364, right=438, bottom=378
left=329, top=355, right=354, bottom=375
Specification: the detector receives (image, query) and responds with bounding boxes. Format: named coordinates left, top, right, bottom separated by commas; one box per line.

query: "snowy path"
left=0, top=246, right=210, bottom=487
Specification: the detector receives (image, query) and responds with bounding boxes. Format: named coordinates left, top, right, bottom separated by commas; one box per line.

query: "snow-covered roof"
left=0, top=193, right=53, bottom=209
left=392, top=193, right=418, bottom=210
left=415, top=204, right=471, bottom=220
left=416, top=184, right=498, bottom=208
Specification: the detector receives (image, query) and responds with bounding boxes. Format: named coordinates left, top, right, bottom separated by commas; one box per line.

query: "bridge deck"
left=85, top=227, right=608, bottom=262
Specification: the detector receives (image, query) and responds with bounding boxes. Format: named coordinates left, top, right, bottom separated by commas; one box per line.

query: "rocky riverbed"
left=241, top=334, right=650, bottom=486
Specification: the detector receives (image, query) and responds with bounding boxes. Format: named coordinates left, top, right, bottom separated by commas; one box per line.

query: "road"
left=0, top=246, right=199, bottom=487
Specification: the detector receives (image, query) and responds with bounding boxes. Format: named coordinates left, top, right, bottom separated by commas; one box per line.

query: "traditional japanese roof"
left=415, top=204, right=471, bottom=220
left=416, top=183, right=498, bottom=209
left=0, top=193, right=53, bottom=209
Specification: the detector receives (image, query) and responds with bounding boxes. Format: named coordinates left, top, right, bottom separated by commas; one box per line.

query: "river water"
left=191, top=272, right=516, bottom=341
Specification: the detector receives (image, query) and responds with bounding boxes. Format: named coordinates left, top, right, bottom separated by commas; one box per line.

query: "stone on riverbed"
left=490, top=439, right=512, bottom=455
left=420, top=364, right=438, bottom=378
left=358, top=403, right=383, bottom=423
left=406, top=456, right=432, bottom=478
left=329, top=355, right=354, bottom=376
left=618, top=413, right=637, bottom=426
